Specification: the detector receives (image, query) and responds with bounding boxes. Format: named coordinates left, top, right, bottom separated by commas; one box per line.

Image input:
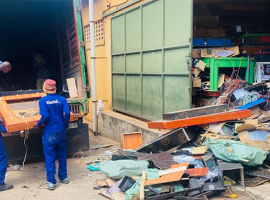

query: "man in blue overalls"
left=33, top=79, right=70, bottom=190
left=0, top=60, right=13, bottom=192
left=0, top=61, right=12, bottom=91
left=0, top=123, right=13, bottom=192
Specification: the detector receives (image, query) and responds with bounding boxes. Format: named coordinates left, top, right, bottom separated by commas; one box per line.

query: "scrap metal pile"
left=93, top=81, right=270, bottom=200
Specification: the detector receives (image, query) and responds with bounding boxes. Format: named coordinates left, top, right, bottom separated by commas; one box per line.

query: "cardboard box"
left=236, top=121, right=270, bottom=151
left=193, top=78, right=201, bottom=88
left=193, top=60, right=206, bottom=77
left=192, top=49, right=201, bottom=58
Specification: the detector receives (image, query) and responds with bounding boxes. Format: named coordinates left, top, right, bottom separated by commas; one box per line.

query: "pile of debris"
left=93, top=82, right=270, bottom=199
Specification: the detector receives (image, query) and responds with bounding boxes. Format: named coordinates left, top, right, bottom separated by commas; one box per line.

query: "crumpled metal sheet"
left=138, top=152, right=176, bottom=170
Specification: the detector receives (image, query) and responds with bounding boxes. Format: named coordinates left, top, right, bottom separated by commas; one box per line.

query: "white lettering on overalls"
left=46, top=100, right=60, bottom=104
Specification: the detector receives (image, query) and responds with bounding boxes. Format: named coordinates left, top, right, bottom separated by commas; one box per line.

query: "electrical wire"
left=22, top=118, right=29, bottom=170
left=102, top=0, right=130, bottom=16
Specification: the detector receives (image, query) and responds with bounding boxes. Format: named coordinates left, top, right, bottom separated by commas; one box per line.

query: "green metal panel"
left=126, top=8, right=141, bottom=52
left=112, top=75, right=126, bottom=110
left=111, top=15, right=125, bottom=54
left=143, top=76, right=163, bottom=119
left=111, top=0, right=193, bottom=120
left=143, top=51, right=163, bottom=73
left=164, top=0, right=191, bottom=46
left=164, top=76, right=191, bottom=113
left=164, top=49, right=190, bottom=73
left=126, top=54, right=141, bottom=72
left=112, top=55, right=125, bottom=72
left=142, top=0, right=163, bottom=49
left=127, top=75, right=142, bottom=115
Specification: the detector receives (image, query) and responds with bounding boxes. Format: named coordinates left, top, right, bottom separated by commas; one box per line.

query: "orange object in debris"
left=121, top=132, right=142, bottom=150
left=144, top=163, right=189, bottom=186
left=185, top=167, right=209, bottom=177
left=148, top=110, right=251, bottom=129
left=0, top=93, right=75, bottom=133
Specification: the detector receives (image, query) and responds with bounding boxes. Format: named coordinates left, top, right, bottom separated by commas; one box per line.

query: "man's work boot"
left=59, top=178, right=69, bottom=184
left=46, top=182, right=55, bottom=190
left=0, top=184, right=14, bottom=192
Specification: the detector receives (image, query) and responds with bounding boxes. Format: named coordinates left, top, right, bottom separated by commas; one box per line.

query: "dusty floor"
left=0, top=132, right=266, bottom=200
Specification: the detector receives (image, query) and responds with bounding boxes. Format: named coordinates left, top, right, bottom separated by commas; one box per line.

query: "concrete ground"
left=1, top=132, right=269, bottom=200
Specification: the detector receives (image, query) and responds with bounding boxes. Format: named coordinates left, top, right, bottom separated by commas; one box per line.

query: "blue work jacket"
left=37, top=94, right=70, bottom=132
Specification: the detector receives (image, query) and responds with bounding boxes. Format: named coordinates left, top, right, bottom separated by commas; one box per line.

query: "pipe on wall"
left=89, top=0, right=98, bottom=135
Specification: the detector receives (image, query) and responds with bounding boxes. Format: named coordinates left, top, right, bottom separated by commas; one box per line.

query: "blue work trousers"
left=0, top=135, right=7, bottom=185
left=42, top=130, right=67, bottom=184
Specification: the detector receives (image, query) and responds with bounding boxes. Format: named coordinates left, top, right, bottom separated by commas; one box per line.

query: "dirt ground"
left=0, top=132, right=262, bottom=200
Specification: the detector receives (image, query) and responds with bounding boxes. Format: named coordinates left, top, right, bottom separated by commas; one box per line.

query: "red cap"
left=43, top=79, right=56, bottom=94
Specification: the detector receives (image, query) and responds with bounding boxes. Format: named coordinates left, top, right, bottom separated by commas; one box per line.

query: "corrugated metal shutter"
left=56, top=0, right=87, bottom=99
left=111, top=0, right=193, bottom=120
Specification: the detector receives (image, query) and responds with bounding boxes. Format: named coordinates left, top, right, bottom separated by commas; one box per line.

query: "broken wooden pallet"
left=148, top=110, right=251, bottom=130
left=245, top=177, right=270, bottom=187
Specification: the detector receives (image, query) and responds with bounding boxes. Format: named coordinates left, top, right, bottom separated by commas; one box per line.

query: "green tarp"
left=202, top=138, right=268, bottom=166
left=100, top=160, right=149, bottom=179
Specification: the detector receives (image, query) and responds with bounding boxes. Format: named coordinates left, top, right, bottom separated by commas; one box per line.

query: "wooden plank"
left=67, top=78, right=79, bottom=98
left=245, top=177, right=270, bottom=187
left=144, top=163, right=189, bottom=186
left=105, top=179, right=116, bottom=187
left=185, top=168, right=209, bottom=177
left=162, top=104, right=229, bottom=120
left=121, top=132, right=142, bottom=150
left=158, top=166, right=187, bottom=176
left=140, top=170, right=146, bottom=200
left=148, top=110, right=251, bottom=130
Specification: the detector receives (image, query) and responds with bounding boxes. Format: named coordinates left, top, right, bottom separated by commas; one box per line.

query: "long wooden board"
left=0, top=93, right=75, bottom=133
left=148, top=110, right=251, bottom=130
left=162, top=104, right=229, bottom=120
left=144, top=163, right=189, bottom=186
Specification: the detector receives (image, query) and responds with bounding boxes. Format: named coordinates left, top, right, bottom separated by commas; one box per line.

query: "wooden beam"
left=148, top=110, right=251, bottom=130
left=162, top=104, right=229, bottom=120
left=140, top=170, right=146, bottom=200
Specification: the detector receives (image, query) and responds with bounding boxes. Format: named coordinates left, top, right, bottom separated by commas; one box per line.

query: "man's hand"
left=32, top=123, right=39, bottom=129
left=0, top=125, right=7, bottom=133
